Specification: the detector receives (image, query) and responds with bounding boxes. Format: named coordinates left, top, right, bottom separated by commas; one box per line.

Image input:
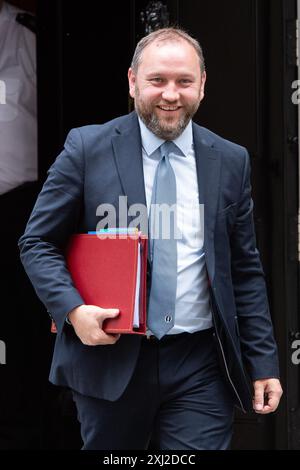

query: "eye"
left=179, top=79, right=192, bottom=85
left=149, top=77, right=164, bottom=84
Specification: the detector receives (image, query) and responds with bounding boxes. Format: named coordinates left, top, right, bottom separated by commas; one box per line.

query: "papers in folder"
left=65, top=230, right=147, bottom=335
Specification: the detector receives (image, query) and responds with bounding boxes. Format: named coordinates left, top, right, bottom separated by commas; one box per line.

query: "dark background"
left=0, top=0, right=299, bottom=449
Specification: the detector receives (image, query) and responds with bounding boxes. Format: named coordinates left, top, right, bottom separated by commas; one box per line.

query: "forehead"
left=138, top=39, right=200, bottom=72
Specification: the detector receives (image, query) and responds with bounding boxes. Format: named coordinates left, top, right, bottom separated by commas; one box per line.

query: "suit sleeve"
left=230, top=149, right=280, bottom=381
left=18, top=128, right=85, bottom=334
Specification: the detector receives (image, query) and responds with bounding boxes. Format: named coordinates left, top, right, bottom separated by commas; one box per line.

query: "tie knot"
left=160, top=141, right=179, bottom=159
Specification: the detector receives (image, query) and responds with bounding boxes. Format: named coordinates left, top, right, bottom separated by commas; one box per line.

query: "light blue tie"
left=147, top=141, right=178, bottom=339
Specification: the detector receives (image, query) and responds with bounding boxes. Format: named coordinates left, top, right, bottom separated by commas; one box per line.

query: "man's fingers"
left=254, top=396, right=278, bottom=414
left=253, top=379, right=283, bottom=414
left=263, top=390, right=281, bottom=412
left=70, top=306, right=121, bottom=345
left=98, top=332, right=121, bottom=345
left=267, top=395, right=280, bottom=410
left=82, top=331, right=121, bottom=346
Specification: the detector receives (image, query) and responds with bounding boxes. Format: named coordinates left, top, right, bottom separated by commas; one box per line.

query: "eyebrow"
left=145, top=72, right=196, bottom=79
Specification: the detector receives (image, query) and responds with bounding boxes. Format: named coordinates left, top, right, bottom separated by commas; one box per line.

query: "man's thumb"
left=254, top=383, right=264, bottom=411
left=100, top=309, right=120, bottom=320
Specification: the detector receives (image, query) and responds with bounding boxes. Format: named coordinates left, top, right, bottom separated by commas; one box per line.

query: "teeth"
left=159, top=106, right=179, bottom=111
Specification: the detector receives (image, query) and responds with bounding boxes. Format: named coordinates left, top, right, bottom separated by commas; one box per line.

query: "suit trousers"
left=71, top=328, right=235, bottom=450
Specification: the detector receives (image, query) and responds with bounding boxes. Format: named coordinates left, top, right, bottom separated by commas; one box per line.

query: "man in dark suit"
left=19, top=27, right=282, bottom=450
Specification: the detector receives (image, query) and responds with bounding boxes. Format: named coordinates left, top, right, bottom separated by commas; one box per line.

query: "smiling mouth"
left=157, top=105, right=181, bottom=111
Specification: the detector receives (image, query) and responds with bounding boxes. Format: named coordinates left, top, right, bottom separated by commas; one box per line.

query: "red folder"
left=52, top=233, right=148, bottom=335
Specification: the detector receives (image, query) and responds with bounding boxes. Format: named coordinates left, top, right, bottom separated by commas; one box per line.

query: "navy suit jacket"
left=19, top=112, right=279, bottom=412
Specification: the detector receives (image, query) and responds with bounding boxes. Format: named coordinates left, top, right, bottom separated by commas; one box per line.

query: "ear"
left=128, top=68, right=136, bottom=99
left=199, top=71, right=207, bottom=102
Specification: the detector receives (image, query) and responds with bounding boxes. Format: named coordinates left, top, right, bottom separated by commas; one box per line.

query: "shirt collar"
left=138, top=116, right=193, bottom=158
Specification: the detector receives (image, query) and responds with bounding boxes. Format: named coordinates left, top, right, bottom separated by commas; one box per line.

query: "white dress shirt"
left=0, top=1, right=37, bottom=195
left=138, top=117, right=212, bottom=334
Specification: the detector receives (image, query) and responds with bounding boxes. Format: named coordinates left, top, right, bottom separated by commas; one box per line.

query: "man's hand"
left=253, top=378, right=283, bottom=414
left=67, top=304, right=121, bottom=346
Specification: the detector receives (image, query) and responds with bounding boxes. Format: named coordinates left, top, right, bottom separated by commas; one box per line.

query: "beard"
left=134, top=87, right=201, bottom=140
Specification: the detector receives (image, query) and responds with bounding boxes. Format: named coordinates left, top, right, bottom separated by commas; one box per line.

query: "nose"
left=161, top=83, right=180, bottom=102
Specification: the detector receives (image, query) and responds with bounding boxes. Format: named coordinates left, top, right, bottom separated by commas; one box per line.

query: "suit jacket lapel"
left=193, top=123, right=222, bottom=283
left=112, top=113, right=147, bottom=217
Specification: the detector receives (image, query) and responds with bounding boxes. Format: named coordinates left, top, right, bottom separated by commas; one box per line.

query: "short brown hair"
left=131, top=27, right=206, bottom=74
